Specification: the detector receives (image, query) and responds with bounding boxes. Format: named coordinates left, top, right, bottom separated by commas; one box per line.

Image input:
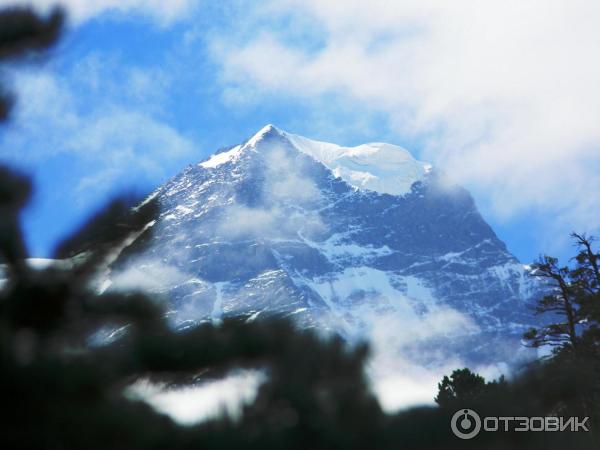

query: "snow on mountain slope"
left=108, top=124, right=543, bottom=407
left=284, top=129, right=432, bottom=196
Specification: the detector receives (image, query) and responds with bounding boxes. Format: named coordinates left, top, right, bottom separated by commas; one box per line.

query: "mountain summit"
left=201, top=125, right=431, bottom=196
left=110, top=125, right=540, bottom=368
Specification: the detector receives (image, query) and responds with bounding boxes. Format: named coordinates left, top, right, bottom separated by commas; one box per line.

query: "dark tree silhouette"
left=524, top=233, right=600, bottom=355
left=523, top=255, right=580, bottom=350
left=435, top=368, right=506, bottom=408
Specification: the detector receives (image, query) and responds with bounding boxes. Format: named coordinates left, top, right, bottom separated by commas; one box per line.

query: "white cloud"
left=0, top=67, right=194, bottom=204
left=68, top=108, right=194, bottom=163
left=108, top=258, right=191, bottom=293
left=2, top=0, right=200, bottom=26
left=211, top=0, right=600, bottom=236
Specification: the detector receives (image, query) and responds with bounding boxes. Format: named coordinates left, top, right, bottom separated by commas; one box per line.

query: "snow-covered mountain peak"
left=200, top=125, right=432, bottom=196
left=283, top=131, right=432, bottom=196
left=246, top=123, right=281, bottom=146
left=199, top=124, right=282, bottom=169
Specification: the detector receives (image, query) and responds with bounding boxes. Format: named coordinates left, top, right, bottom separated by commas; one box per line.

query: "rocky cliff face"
left=108, top=125, right=541, bottom=367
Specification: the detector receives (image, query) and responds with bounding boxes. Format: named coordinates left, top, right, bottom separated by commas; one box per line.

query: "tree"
left=523, top=255, right=579, bottom=350
left=435, top=368, right=505, bottom=408
left=524, top=233, right=600, bottom=354
left=571, top=233, right=600, bottom=335
left=519, top=234, right=600, bottom=442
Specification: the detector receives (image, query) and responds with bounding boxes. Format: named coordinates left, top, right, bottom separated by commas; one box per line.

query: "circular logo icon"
left=451, top=409, right=481, bottom=439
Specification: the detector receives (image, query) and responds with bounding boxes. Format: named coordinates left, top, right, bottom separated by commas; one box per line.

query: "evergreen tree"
left=571, top=233, right=600, bottom=341
left=523, top=255, right=580, bottom=350
left=523, top=233, right=599, bottom=353
left=435, top=368, right=505, bottom=408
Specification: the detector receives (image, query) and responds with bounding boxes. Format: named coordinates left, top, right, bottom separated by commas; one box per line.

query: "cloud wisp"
left=216, top=144, right=325, bottom=240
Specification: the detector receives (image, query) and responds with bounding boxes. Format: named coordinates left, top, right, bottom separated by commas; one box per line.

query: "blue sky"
left=0, top=0, right=598, bottom=263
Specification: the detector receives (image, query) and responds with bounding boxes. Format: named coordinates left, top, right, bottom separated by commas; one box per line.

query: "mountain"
left=108, top=125, right=541, bottom=368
